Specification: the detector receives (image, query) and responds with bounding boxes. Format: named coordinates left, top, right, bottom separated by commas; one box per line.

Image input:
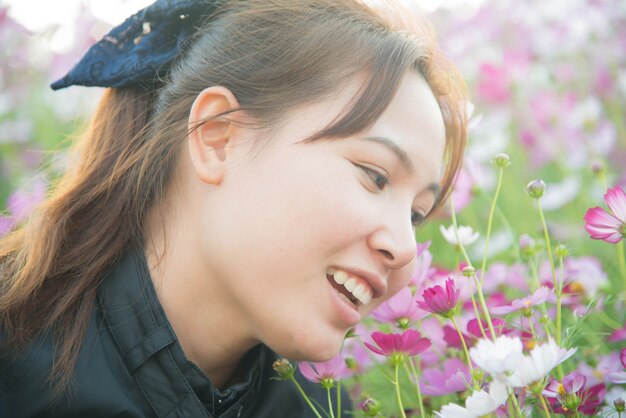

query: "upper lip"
left=331, top=266, right=387, bottom=299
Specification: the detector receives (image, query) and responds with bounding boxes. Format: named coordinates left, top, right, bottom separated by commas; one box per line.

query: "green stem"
left=449, top=198, right=496, bottom=340
left=290, top=376, right=323, bottom=418
left=394, top=363, right=407, bottom=418
left=473, top=274, right=497, bottom=340
left=406, top=359, right=426, bottom=418
left=451, top=316, right=474, bottom=380
left=528, top=257, right=553, bottom=339
left=536, top=198, right=559, bottom=343
left=470, top=291, right=488, bottom=339
left=449, top=198, right=473, bottom=266
left=556, top=255, right=564, bottom=347
left=618, top=240, right=626, bottom=293
left=479, top=167, right=504, bottom=288
left=538, top=393, right=552, bottom=418
left=336, top=381, right=341, bottom=418
left=509, top=392, right=524, bottom=418
left=327, top=387, right=335, bottom=418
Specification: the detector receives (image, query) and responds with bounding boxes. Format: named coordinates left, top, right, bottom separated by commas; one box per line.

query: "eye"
left=356, top=164, right=389, bottom=191
left=411, top=211, right=426, bottom=228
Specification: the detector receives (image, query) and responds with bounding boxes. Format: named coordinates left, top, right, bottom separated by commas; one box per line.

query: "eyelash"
left=357, top=164, right=427, bottom=228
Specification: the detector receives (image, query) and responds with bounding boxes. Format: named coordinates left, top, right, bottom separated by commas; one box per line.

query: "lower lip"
left=326, top=278, right=361, bottom=326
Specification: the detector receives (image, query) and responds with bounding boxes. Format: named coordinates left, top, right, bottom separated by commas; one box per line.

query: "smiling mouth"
left=326, top=267, right=373, bottom=307
left=327, top=274, right=360, bottom=308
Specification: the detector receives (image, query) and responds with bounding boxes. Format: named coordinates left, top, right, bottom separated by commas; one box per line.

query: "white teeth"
left=353, top=284, right=365, bottom=301
left=344, top=277, right=357, bottom=292
left=360, top=291, right=372, bottom=305
left=329, top=268, right=374, bottom=306
left=333, top=270, right=348, bottom=285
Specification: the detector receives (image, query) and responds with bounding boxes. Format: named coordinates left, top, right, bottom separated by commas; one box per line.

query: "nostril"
left=378, top=249, right=394, bottom=260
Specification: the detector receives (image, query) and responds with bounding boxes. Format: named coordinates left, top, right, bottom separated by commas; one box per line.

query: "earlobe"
left=188, top=86, right=240, bottom=185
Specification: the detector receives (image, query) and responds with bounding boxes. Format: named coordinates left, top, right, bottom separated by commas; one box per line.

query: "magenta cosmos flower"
left=364, top=330, right=431, bottom=365
left=416, top=277, right=460, bottom=318
left=298, top=353, right=347, bottom=388
left=584, top=185, right=626, bottom=243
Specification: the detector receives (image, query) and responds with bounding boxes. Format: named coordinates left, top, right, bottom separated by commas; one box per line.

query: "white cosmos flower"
left=435, top=380, right=509, bottom=418
left=507, top=339, right=577, bottom=387
left=470, top=336, right=524, bottom=378
left=435, top=403, right=473, bottom=418
left=440, top=224, right=480, bottom=246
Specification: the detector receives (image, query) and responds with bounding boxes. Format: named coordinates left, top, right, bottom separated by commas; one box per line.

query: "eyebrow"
left=359, top=136, right=441, bottom=201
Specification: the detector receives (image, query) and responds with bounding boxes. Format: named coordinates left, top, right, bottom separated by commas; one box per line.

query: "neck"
left=143, top=206, right=258, bottom=389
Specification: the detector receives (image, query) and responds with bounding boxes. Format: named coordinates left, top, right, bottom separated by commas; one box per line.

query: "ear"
left=188, top=86, right=240, bottom=185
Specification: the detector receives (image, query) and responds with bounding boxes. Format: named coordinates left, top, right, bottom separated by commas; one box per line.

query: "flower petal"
left=604, top=186, right=626, bottom=222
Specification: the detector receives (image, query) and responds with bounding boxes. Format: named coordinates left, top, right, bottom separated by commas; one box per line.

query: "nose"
left=368, top=211, right=417, bottom=270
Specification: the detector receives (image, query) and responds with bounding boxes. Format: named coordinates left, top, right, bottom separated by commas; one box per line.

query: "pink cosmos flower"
left=584, top=186, right=626, bottom=243
left=607, top=348, right=626, bottom=384
left=298, top=353, right=347, bottom=386
left=544, top=372, right=606, bottom=416
left=490, top=287, right=552, bottom=315
left=442, top=324, right=472, bottom=350
left=420, top=358, right=471, bottom=396
left=609, top=324, right=626, bottom=342
left=364, top=329, right=431, bottom=358
left=416, top=277, right=460, bottom=318
left=466, top=318, right=511, bottom=340
left=371, top=286, right=427, bottom=326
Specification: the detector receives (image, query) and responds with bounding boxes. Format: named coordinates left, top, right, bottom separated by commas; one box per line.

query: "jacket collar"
left=97, top=245, right=266, bottom=417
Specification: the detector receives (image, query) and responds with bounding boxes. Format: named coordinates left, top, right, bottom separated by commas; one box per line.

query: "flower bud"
left=272, top=358, right=295, bottom=380
left=614, top=397, right=625, bottom=412
left=462, top=266, right=476, bottom=277
left=526, top=179, right=546, bottom=199
left=361, top=397, right=383, bottom=416
left=519, top=234, right=537, bottom=258
left=555, top=243, right=569, bottom=258
left=345, top=357, right=359, bottom=370
left=491, top=152, right=511, bottom=168
left=589, top=158, right=605, bottom=175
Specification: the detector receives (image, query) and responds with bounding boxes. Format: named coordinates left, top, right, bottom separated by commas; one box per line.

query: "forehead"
left=365, top=72, right=446, bottom=176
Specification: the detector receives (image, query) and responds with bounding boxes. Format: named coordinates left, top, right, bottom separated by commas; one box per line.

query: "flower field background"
left=2, top=1, right=625, bottom=417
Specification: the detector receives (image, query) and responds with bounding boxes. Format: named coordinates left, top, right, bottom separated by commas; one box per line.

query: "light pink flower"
left=298, top=353, right=347, bottom=385
left=607, top=349, right=626, bottom=384
left=364, top=329, right=431, bottom=358
left=490, top=287, right=552, bottom=315
left=416, top=277, right=460, bottom=318
left=371, top=286, right=427, bottom=326
left=584, top=186, right=626, bottom=243
left=420, top=358, right=471, bottom=396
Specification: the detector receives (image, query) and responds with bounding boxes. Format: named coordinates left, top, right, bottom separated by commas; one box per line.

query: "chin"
left=269, top=328, right=346, bottom=362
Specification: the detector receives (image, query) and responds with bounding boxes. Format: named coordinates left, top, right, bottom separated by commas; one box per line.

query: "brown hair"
left=0, top=0, right=467, bottom=395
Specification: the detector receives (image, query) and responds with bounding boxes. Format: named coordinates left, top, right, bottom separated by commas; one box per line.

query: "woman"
left=0, top=0, right=467, bottom=416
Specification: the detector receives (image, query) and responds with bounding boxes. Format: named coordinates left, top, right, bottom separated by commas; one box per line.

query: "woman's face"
left=196, top=71, right=446, bottom=361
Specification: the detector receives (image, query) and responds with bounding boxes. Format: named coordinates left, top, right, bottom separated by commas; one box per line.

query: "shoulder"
left=0, top=311, right=151, bottom=417
left=0, top=327, right=57, bottom=417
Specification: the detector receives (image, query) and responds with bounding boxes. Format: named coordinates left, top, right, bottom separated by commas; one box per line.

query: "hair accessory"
left=51, top=0, right=220, bottom=90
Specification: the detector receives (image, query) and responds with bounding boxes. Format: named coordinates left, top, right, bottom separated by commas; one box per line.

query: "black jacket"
left=0, top=248, right=351, bottom=417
